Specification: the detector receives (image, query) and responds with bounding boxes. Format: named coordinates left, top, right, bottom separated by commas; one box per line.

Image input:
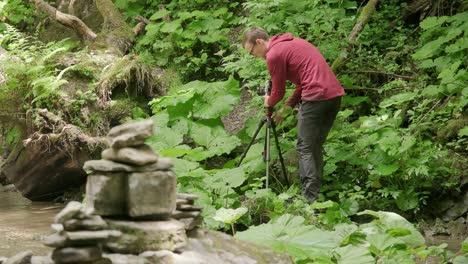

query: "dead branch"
left=331, top=0, right=380, bottom=73
left=30, top=0, right=97, bottom=41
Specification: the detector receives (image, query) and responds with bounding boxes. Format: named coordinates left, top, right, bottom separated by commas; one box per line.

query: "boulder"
left=140, top=250, right=174, bottom=264
left=30, top=255, right=54, bottom=264
left=1, top=142, right=89, bottom=201
left=105, top=219, right=187, bottom=254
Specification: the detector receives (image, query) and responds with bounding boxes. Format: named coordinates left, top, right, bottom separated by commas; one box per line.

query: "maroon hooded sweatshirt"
left=266, top=33, right=345, bottom=107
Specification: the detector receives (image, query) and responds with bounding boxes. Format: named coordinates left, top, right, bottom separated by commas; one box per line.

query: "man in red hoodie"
left=242, top=27, right=345, bottom=203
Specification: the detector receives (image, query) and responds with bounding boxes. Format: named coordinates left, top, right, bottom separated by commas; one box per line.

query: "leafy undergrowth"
left=236, top=209, right=468, bottom=263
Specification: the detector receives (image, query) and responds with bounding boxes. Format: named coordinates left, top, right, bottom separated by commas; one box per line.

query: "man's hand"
left=264, top=95, right=270, bottom=106
left=272, top=106, right=293, bottom=124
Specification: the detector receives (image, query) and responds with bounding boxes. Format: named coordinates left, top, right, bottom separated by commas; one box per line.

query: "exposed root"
left=23, top=109, right=106, bottom=157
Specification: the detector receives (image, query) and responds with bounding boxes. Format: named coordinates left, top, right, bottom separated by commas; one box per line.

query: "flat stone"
left=54, top=201, right=82, bottom=224
left=4, top=251, right=33, bottom=264
left=43, top=232, right=68, bottom=248
left=128, top=171, right=176, bottom=219
left=43, top=230, right=121, bottom=247
left=51, top=224, right=64, bottom=232
left=83, top=158, right=173, bottom=173
left=177, top=193, right=198, bottom=201
left=140, top=250, right=175, bottom=264
left=102, top=145, right=158, bottom=166
left=85, top=172, right=126, bottom=216
left=105, top=219, right=187, bottom=254
left=67, top=230, right=121, bottom=243
left=63, top=215, right=108, bottom=231
left=108, top=119, right=154, bottom=148
left=176, top=204, right=203, bottom=211
left=176, top=199, right=193, bottom=206
left=172, top=210, right=201, bottom=219
left=30, top=256, right=54, bottom=264
left=51, top=246, right=102, bottom=264
left=179, top=216, right=203, bottom=231
left=103, top=254, right=147, bottom=264
left=0, top=257, right=7, bottom=264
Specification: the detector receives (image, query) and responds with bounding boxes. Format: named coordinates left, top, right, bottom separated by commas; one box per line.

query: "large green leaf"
left=334, top=245, right=374, bottom=264
left=192, top=77, right=240, bottom=119
left=213, top=207, right=248, bottom=225
left=207, top=167, right=247, bottom=189
left=358, top=210, right=425, bottom=246
left=236, top=214, right=339, bottom=260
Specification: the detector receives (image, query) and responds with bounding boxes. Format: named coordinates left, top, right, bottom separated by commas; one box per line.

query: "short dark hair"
left=242, top=27, right=269, bottom=47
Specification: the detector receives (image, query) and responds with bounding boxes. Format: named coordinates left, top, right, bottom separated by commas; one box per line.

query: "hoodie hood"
left=268, top=33, right=294, bottom=51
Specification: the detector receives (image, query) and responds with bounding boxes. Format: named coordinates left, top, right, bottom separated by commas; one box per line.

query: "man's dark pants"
left=297, top=96, right=341, bottom=203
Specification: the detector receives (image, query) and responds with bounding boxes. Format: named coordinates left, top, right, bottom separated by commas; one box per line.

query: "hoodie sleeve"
left=266, top=52, right=287, bottom=107
left=285, top=84, right=302, bottom=107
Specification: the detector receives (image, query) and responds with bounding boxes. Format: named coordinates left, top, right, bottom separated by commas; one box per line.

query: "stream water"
left=0, top=190, right=62, bottom=257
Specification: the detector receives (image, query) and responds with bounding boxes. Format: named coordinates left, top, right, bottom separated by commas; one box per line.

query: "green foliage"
left=236, top=210, right=449, bottom=263
left=0, top=0, right=36, bottom=27
left=131, top=0, right=241, bottom=81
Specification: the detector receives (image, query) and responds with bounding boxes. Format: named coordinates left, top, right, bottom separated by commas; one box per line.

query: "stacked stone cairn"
left=42, top=201, right=120, bottom=264
left=82, top=119, right=202, bottom=255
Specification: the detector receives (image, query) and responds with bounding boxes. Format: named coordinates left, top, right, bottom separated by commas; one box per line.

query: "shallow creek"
left=0, top=191, right=62, bottom=256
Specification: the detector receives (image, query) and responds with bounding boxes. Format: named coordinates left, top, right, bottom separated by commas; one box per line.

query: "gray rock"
left=85, top=172, right=126, bottom=216
left=51, top=246, right=102, bottom=263
left=104, top=254, right=147, bottom=264
left=4, top=250, right=33, bottom=264
left=179, top=216, right=203, bottom=231
left=128, top=171, right=176, bottom=219
left=43, top=230, right=121, bottom=247
left=108, top=119, right=154, bottom=148
left=51, top=224, right=64, bottom=232
left=140, top=250, right=175, bottom=264
left=177, top=204, right=203, bottom=211
left=443, top=191, right=468, bottom=221
left=43, top=232, right=67, bottom=247
left=172, top=210, right=201, bottom=219
left=0, top=257, right=7, bottom=264
left=83, top=158, right=173, bottom=173
left=177, top=193, right=198, bottom=201
left=63, top=215, right=108, bottom=231
left=176, top=199, right=193, bottom=206
left=30, top=256, right=54, bottom=264
left=184, top=229, right=293, bottom=264
left=105, top=219, right=187, bottom=254
left=54, top=201, right=83, bottom=224
left=102, top=145, right=158, bottom=166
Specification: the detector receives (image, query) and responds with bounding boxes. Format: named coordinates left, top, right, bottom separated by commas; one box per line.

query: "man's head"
left=242, top=27, right=270, bottom=58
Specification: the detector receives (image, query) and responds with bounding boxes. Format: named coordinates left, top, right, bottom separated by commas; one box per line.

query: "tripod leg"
left=237, top=118, right=266, bottom=167
left=270, top=119, right=290, bottom=187
left=265, top=118, right=271, bottom=189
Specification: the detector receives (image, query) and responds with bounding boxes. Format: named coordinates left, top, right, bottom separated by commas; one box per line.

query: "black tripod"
left=237, top=108, right=290, bottom=189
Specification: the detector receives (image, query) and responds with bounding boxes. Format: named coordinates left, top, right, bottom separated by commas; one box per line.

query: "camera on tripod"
left=256, top=80, right=272, bottom=96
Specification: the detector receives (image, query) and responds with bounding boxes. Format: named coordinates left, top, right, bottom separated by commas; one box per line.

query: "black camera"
left=256, top=80, right=272, bottom=96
